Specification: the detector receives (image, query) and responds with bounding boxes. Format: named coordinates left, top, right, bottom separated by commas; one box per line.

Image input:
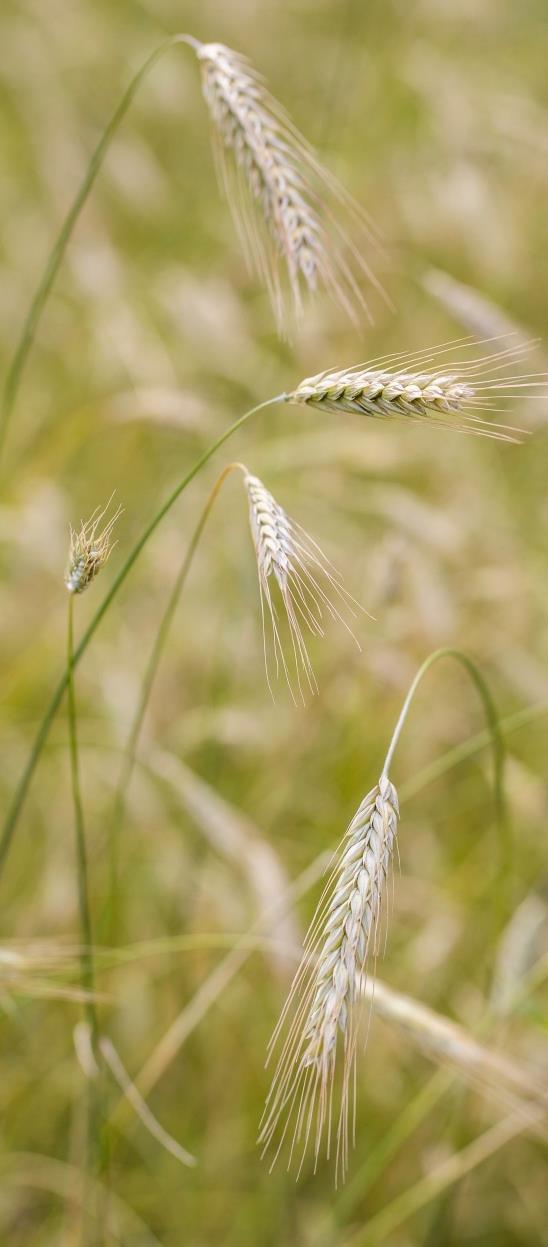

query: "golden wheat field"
left=1, top=0, right=548, bottom=1243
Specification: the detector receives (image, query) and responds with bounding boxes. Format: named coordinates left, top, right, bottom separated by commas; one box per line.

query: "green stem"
left=104, top=461, right=241, bottom=938
left=67, top=594, right=103, bottom=1236
left=0, top=33, right=200, bottom=466
left=67, top=595, right=98, bottom=1040
left=382, top=646, right=511, bottom=895
left=0, top=398, right=279, bottom=877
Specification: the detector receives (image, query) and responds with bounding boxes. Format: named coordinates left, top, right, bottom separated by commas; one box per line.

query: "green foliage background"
left=1, top=0, right=548, bottom=1243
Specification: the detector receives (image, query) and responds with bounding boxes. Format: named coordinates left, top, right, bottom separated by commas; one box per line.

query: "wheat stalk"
left=259, top=774, right=399, bottom=1182
left=286, top=337, right=547, bottom=440
left=243, top=470, right=363, bottom=702
left=194, top=40, right=382, bottom=332
left=65, top=500, right=121, bottom=1201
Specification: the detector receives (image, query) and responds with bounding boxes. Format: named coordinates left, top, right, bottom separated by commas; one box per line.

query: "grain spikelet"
left=65, top=498, right=121, bottom=594
left=259, top=775, right=399, bottom=1181
left=243, top=470, right=362, bottom=703
left=194, top=40, right=383, bottom=332
left=287, top=337, right=547, bottom=441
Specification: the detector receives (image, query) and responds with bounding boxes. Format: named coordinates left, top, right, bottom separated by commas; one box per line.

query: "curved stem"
left=0, top=397, right=279, bottom=877
left=104, top=461, right=242, bottom=937
left=382, top=646, right=511, bottom=895
left=0, top=33, right=200, bottom=466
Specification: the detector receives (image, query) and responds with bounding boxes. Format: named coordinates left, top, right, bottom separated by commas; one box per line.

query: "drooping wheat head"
left=65, top=499, right=122, bottom=595
left=242, top=470, right=363, bottom=702
left=286, top=337, right=547, bottom=440
left=259, top=774, right=399, bottom=1180
left=193, top=41, right=382, bottom=331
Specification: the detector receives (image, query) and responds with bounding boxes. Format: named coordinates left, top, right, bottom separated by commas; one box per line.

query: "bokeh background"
left=1, top=0, right=548, bottom=1243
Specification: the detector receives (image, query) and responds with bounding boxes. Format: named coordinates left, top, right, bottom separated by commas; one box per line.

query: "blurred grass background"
left=1, top=0, right=548, bottom=1242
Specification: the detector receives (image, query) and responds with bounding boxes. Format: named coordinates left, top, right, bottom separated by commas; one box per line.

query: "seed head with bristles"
left=193, top=40, right=383, bottom=333
left=65, top=500, right=121, bottom=595
left=259, top=774, right=399, bottom=1181
left=287, top=337, right=548, bottom=441
left=242, top=470, right=364, bottom=703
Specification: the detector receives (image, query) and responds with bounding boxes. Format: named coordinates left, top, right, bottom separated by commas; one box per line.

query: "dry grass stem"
left=259, top=775, right=399, bottom=1181
left=194, top=40, right=382, bottom=331
left=243, top=469, right=363, bottom=702
left=99, top=1037, right=196, bottom=1168
left=287, top=338, right=547, bottom=440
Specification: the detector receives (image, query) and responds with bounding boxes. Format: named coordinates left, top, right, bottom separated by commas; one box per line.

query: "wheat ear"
left=193, top=40, right=383, bottom=332
left=260, top=649, right=506, bottom=1182
left=259, top=775, right=398, bottom=1183
left=243, top=470, right=365, bottom=703
left=65, top=497, right=122, bottom=595
left=287, top=336, right=548, bottom=441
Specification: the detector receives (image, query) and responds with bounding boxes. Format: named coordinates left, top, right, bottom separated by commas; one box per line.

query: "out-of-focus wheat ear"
left=191, top=41, right=385, bottom=334
left=258, top=775, right=399, bottom=1182
left=241, top=469, right=367, bottom=703
left=286, top=336, right=548, bottom=441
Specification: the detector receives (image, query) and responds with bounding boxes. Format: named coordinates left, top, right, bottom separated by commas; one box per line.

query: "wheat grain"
left=193, top=40, right=382, bottom=332
left=65, top=498, right=122, bottom=595
left=242, top=469, right=362, bottom=702
left=286, top=338, right=547, bottom=441
left=259, top=774, right=399, bottom=1181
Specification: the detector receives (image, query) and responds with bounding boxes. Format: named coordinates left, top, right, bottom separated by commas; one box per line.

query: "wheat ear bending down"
left=259, top=649, right=506, bottom=1183
left=193, top=40, right=384, bottom=332
left=243, top=471, right=365, bottom=703
left=286, top=337, right=548, bottom=440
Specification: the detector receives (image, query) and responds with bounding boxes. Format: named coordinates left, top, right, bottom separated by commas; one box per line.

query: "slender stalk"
left=0, top=33, right=200, bottom=468
left=67, top=594, right=102, bottom=1242
left=0, top=397, right=280, bottom=877
left=104, top=461, right=241, bottom=937
left=382, top=647, right=511, bottom=897
left=67, top=594, right=98, bottom=1040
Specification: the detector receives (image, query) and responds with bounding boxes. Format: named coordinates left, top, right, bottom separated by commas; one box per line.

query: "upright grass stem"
left=0, top=397, right=280, bottom=877
left=0, top=33, right=199, bottom=467
left=104, top=461, right=240, bottom=938
left=67, top=595, right=98, bottom=1041
left=67, top=595, right=103, bottom=1241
